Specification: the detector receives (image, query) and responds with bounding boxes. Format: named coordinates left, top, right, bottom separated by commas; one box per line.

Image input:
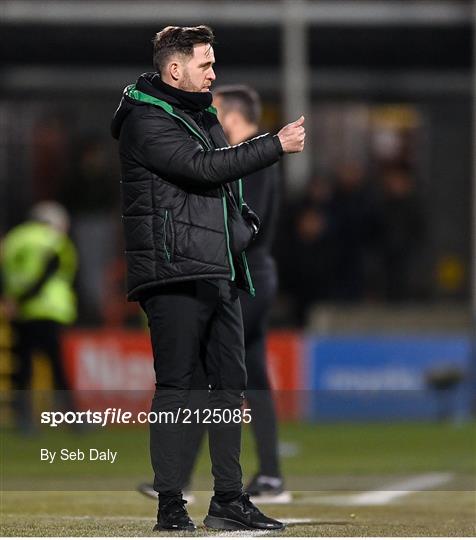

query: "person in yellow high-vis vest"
left=0, top=201, right=77, bottom=431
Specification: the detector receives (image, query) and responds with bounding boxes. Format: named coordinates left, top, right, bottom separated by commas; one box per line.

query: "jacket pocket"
left=163, top=209, right=175, bottom=262
left=225, top=195, right=254, bottom=256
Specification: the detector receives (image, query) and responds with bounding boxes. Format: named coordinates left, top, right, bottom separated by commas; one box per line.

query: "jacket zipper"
left=221, top=190, right=235, bottom=281
left=163, top=210, right=171, bottom=262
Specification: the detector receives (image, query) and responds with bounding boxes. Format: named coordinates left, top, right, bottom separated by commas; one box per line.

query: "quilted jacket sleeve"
left=124, top=108, right=283, bottom=189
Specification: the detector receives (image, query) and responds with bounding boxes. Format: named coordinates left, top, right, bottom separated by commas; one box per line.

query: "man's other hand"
left=277, top=116, right=305, bottom=153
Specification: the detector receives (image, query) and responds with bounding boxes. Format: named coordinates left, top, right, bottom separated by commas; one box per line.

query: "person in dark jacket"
left=138, top=85, right=290, bottom=503
left=111, top=25, right=305, bottom=532
left=377, top=166, right=425, bottom=301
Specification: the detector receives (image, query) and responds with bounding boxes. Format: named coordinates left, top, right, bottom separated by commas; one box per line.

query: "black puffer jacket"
left=111, top=73, right=283, bottom=301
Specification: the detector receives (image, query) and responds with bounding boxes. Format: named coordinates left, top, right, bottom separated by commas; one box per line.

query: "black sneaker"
left=203, top=493, right=285, bottom=531
left=246, top=474, right=292, bottom=503
left=153, top=498, right=196, bottom=532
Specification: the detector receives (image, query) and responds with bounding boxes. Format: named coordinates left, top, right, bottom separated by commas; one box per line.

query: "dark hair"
left=152, top=25, right=215, bottom=74
left=213, top=85, right=262, bottom=125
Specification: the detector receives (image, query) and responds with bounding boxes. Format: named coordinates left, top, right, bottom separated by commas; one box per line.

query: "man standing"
left=214, top=85, right=288, bottom=500
left=138, top=85, right=289, bottom=503
left=111, top=25, right=304, bottom=531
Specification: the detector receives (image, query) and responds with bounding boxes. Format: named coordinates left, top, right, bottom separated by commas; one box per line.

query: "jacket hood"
left=111, top=73, right=164, bottom=140
left=110, top=86, right=135, bottom=140
left=111, top=72, right=215, bottom=140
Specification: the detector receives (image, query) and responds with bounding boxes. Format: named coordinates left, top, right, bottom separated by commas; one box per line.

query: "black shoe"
left=153, top=498, right=196, bottom=532
left=246, top=474, right=292, bottom=503
left=204, top=493, right=285, bottom=531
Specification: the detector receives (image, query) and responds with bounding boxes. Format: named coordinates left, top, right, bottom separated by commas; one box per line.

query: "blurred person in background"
left=214, top=85, right=288, bottom=501
left=329, top=161, right=377, bottom=301
left=277, top=175, right=334, bottom=325
left=284, top=203, right=334, bottom=326
left=0, top=201, right=77, bottom=432
left=61, top=137, right=118, bottom=324
left=138, top=85, right=290, bottom=503
left=111, top=25, right=304, bottom=532
left=376, top=166, right=425, bottom=301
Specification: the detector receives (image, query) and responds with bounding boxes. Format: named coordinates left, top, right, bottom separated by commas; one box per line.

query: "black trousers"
left=140, top=280, right=247, bottom=496
left=11, top=319, right=74, bottom=428
left=241, top=268, right=280, bottom=477
left=177, top=268, right=281, bottom=487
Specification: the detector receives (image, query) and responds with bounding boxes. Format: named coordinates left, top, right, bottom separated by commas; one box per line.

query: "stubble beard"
left=178, top=69, right=201, bottom=93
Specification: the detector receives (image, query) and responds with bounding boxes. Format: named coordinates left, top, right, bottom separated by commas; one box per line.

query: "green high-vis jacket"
left=1, top=221, right=77, bottom=324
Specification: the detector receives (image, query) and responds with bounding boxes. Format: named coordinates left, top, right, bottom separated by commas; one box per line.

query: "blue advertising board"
left=305, top=335, right=471, bottom=421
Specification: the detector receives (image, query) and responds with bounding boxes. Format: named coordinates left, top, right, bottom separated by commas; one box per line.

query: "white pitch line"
left=210, top=531, right=271, bottom=537
left=280, top=518, right=314, bottom=524
left=297, top=472, right=454, bottom=506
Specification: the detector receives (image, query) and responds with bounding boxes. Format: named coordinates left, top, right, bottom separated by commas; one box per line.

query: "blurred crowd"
left=1, top=133, right=427, bottom=329
left=275, top=161, right=425, bottom=325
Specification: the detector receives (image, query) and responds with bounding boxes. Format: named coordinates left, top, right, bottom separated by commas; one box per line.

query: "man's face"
left=178, top=43, right=216, bottom=93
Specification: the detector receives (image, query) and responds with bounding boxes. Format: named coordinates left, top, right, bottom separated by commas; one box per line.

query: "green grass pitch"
left=1, top=422, right=475, bottom=536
